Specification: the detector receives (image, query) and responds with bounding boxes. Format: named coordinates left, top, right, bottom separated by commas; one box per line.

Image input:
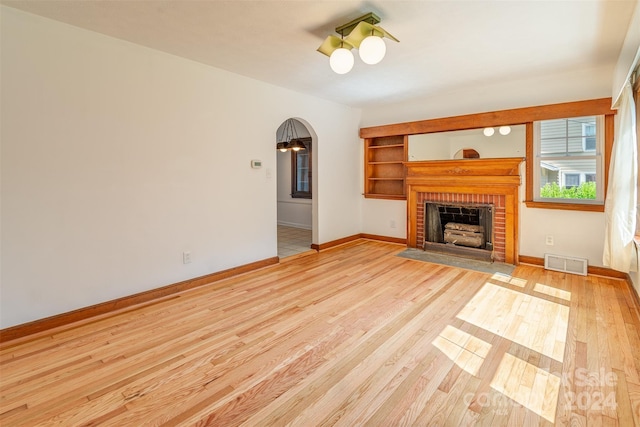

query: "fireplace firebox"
left=424, top=202, right=494, bottom=261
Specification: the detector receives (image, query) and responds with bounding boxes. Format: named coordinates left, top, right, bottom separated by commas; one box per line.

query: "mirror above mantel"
left=408, top=125, right=526, bottom=161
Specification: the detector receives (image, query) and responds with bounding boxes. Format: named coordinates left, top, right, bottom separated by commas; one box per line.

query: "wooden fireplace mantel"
left=405, top=158, right=524, bottom=264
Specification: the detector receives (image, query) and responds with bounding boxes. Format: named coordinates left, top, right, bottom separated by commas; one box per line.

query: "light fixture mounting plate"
left=335, top=12, right=381, bottom=37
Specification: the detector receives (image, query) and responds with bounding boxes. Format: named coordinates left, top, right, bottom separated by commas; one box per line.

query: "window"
left=582, top=122, right=596, bottom=151
left=564, top=173, right=580, bottom=188
left=533, top=116, right=604, bottom=205
left=291, top=137, right=311, bottom=199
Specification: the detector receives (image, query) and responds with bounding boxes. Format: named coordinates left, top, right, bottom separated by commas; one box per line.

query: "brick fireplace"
left=419, top=193, right=505, bottom=261
left=405, top=158, right=523, bottom=264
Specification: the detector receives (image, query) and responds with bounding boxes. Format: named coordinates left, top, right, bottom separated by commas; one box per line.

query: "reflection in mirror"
left=408, top=125, right=526, bottom=161
left=453, top=148, right=480, bottom=159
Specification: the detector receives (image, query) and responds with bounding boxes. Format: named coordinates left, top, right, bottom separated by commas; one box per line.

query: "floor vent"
left=544, top=254, right=588, bottom=276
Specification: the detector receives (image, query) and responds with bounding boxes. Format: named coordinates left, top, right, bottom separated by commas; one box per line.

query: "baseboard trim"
left=360, top=233, right=407, bottom=245
left=0, top=256, right=279, bottom=343
left=625, top=273, right=640, bottom=316
left=311, top=233, right=407, bottom=251
left=311, top=234, right=361, bottom=251
left=518, top=255, right=628, bottom=279
left=517, top=255, right=544, bottom=266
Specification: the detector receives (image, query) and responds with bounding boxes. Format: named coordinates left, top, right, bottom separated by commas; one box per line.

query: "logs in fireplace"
left=443, top=223, right=485, bottom=248
left=424, top=202, right=494, bottom=261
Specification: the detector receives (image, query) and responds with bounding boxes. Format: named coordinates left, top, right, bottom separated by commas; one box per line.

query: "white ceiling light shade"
left=359, top=35, right=386, bottom=65
left=317, top=13, right=398, bottom=74
left=484, top=126, right=511, bottom=136
left=329, top=48, right=354, bottom=74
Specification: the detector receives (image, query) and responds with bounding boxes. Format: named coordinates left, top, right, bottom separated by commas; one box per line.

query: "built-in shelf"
left=368, top=144, right=404, bottom=149
left=364, top=135, right=407, bottom=199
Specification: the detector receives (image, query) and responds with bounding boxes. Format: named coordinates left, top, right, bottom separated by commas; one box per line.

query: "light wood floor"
left=1, top=240, right=639, bottom=426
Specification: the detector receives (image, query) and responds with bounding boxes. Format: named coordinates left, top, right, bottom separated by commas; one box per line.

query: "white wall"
left=360, top=199, right=407, bottom=239
left=361, top=65, right=614, bottom=128
left=612, top=0, right=640, bottom=106
left=0, top=7, right=361, bottom=328
left=518, top=163, right=606, bottom=265
left=519, top=206, right=605, bottom=265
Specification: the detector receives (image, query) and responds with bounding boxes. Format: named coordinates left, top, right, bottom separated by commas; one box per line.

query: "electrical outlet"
left=183, top=251, right=192, bottom=264
left=390, top=220, right=396, bottom=229
left=545, top=235, right=554, bottom=246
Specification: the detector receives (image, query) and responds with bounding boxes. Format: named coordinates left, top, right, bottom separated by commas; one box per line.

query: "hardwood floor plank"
left=629, top=380, right=640, bottom=427
left=1, top=240, right=639, bottom=426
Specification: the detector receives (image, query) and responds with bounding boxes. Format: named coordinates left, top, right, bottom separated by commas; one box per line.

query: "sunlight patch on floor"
left=490, top=352, right=561, bottom=422
left=456, top=283, right=569, bottom=362
left=432, top=325, right=492, bottom=376
left=490, top=272, right=527, bottom=288
left=534, top=283, right=572, bottom=301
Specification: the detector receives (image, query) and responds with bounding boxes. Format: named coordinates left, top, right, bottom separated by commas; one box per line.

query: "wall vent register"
left=544, top=253, right=588, bottom=276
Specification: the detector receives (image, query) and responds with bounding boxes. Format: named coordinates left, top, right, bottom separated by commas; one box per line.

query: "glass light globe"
left=329, top=48, right=354, bottom=74
left=499, top=126, right=511, bottom=135
left=483, top=127, right=495, bottom=137
left=359, top=36, right=386, bottom=65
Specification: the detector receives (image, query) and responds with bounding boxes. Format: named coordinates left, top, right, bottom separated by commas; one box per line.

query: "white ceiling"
left=2, top=0, right=637, bottom=108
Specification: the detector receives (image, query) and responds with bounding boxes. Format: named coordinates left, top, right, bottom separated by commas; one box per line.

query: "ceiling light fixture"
left=483, top=126, right=512, bottom=137
left=276, top=118, right=306, bottom=152
left=329, top=41, right=354, bottom=75
left=317, top=12, right=399, bottom=74
left=359, top=34, right=386, bottom=65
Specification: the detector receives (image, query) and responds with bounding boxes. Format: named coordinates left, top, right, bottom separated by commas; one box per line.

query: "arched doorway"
left=275, top=118, right=316, bottom=258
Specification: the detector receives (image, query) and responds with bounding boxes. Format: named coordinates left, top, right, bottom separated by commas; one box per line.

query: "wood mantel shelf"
left=405, top=158, right=523, bottom=181
left=405, top=157, right=524, bottom=264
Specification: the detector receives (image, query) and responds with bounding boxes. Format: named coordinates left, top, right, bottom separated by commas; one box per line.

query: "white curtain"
left=603, top=82, right=638, bottom=272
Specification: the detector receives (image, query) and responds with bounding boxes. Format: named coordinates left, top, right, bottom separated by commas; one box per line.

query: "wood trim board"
left=0, top=256, right=279, bottom=343
left=360, top=98, right=615, bottom=138
left=310, top=233, right=407, bottom=250
left=4, top=233, right=408, bottom=343
left=2, top=240, right=630, bottom=344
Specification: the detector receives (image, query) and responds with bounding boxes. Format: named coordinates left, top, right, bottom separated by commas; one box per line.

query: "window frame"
left=291, top=137, right=312, bottom=199
left=525, top=113, right=614, bottom=212
left=531, top=115, right=604, bottom=205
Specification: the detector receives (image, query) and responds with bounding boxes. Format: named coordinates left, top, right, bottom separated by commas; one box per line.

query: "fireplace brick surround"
left=405, top=158, right=524, bottom=264
left=418, top=193, right=506, bottom=261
